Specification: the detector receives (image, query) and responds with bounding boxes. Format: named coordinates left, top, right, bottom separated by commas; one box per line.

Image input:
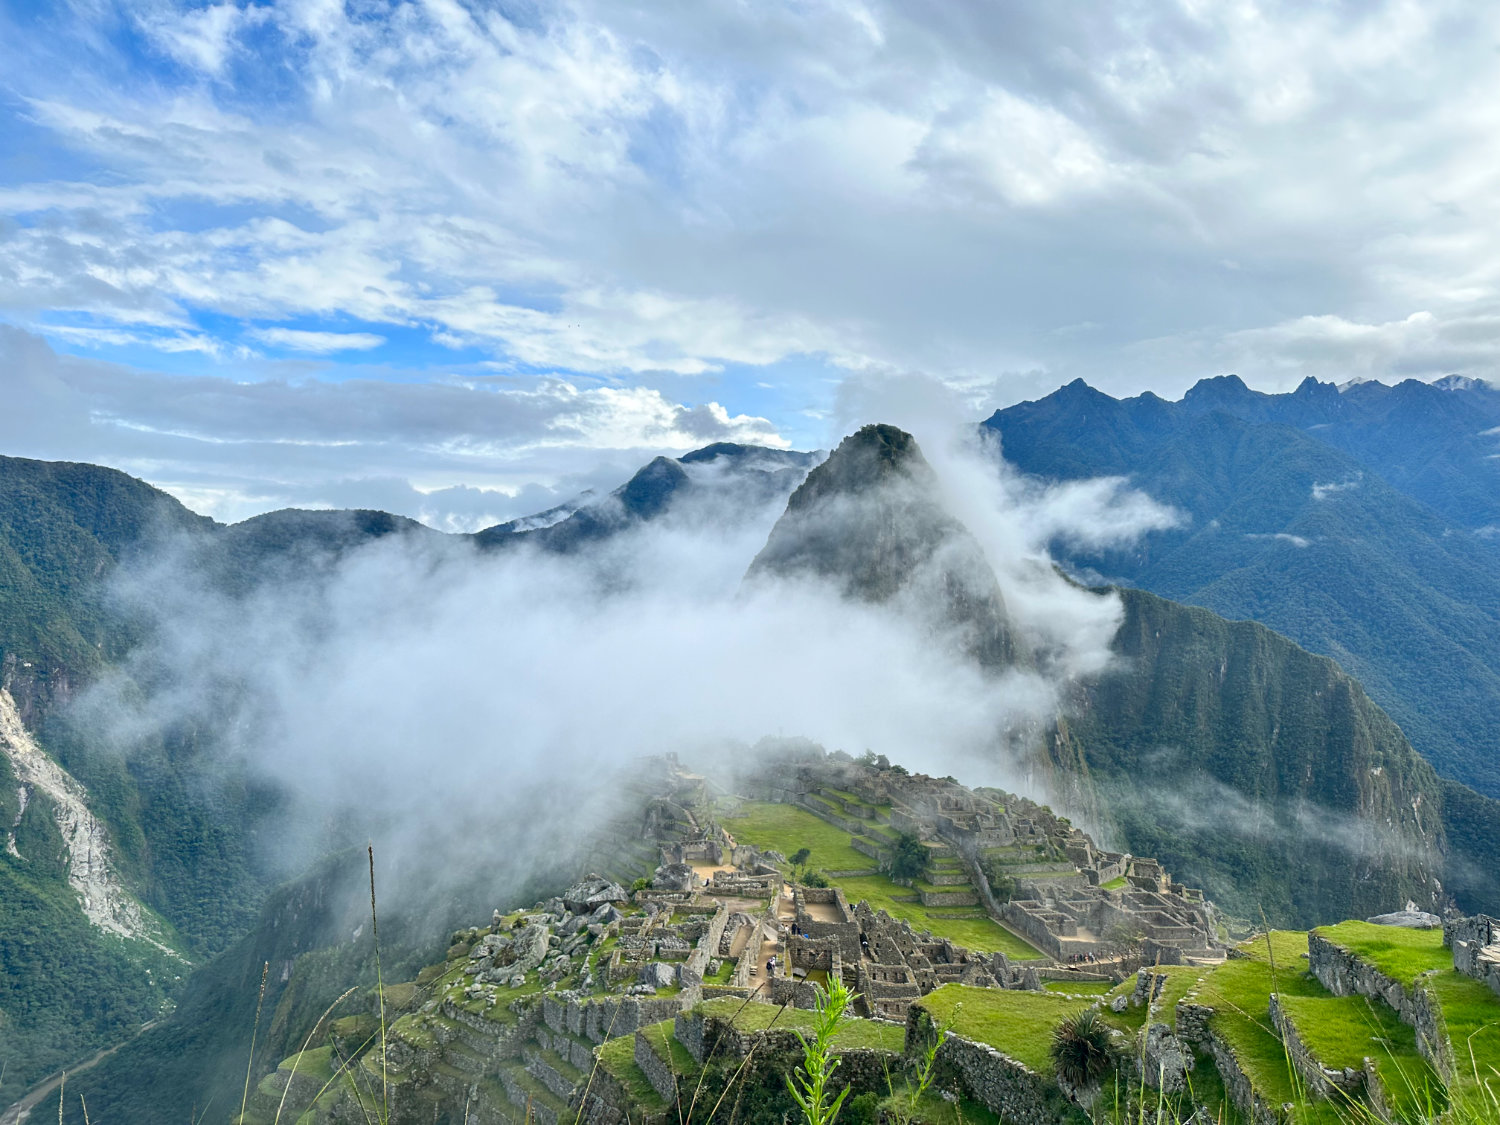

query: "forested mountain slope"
left=985, top=377, right=1500, bottom=796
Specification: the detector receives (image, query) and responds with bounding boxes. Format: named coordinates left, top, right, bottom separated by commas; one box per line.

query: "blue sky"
left=3, top=0, right=1499, bottom=526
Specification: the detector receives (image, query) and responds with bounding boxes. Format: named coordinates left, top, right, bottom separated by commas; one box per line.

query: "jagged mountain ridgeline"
left=3, top=409, right=1500, bottom=1121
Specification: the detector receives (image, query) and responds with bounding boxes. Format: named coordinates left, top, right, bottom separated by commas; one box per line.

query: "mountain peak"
left=748, top=424, right=1027, bottom=669
left=1182, top=373, right=1254, bottom=408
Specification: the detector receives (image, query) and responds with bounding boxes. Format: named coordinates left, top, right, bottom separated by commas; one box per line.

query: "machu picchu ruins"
left=233, top=745, right=1500, bottom=1125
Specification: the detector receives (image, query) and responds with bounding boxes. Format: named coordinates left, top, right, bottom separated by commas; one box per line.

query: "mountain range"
left=4, top=383, right=1500, bottom=1116
left=986, top=374, right=1500, bottom=797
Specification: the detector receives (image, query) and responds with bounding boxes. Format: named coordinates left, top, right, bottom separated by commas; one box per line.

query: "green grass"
left=722, top=803, right=1045, bottom=959
left=880, top=1089, right=1002, bottom=1125
left=1192, top=932, right=1344, bottom=1125
left=915, top=983, right=1092, bottom=1074
left=597, top=1036, right=672, bottom=1110
left=722, top=802, right=871, bottom=870
left=1314, top=921, right=1451, bottom=986
left=640, top=1019, right=702, bottom=1076
left=1429, top=971, right=1500, bottom=1104
left=1100, top=876, right=1128, bottom=890
left=695, top=997, right=905, bottom=1052
left=1276, top=992, right=1441, bottom=1118
left=276, top=1045, right=335, bottom=1082
left=1154, top=965, right=1209, bottom=1027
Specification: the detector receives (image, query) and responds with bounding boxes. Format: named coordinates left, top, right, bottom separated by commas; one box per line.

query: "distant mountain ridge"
left=985, top=375, right=1500, bottom=797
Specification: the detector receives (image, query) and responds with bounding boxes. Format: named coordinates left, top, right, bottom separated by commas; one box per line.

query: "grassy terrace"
left=1276, top=993, right=1440, bottom=1118
left=1314, top=921, right=1500, bottom=1102
left=598, top=1036, right=671, bottom=1111
left=1193, top=932, right=1345, bottom=1125
left=1429, top=972, right=1500, bottom=1103
left=696, top=997, right=906, bottom=1052
left=1313, top=921, right=1451, bottom=985
left=640, top=1019, right=702, bottom=1076
left=916, top=983, right=1092, bottom=1074
left=1155, top=964, right=1210, bottom=1027
left=721, top=802, right=1046, bottom=959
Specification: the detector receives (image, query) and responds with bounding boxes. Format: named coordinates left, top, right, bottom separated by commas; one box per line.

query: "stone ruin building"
left=747, top=749, right=1225, bottom=970
left=1446, top=912, right=1500, bottom=996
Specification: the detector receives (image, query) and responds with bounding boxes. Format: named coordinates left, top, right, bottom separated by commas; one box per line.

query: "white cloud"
left=1312, top=476, right=1362, bottom=501
left=0, top=326, right=788, bottom=527
left=249, top=328, right=386, bottom=354
left=1247, top=532, right=1312, bottom=548
left=0, top=0, right=1497, bottom=399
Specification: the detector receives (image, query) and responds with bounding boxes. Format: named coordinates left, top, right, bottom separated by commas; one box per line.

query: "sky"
left=2, top=0, right=1499, bottom=528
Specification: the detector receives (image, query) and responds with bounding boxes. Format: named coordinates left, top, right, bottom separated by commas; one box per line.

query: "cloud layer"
left=4, top=1, right=1500, bottom=513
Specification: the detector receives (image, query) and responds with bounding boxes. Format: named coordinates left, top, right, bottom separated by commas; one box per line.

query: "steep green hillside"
left=0, top=454, right=214, bottom=693
left=986, top=379, right=1500, bottom=796
left=1056, top=587, right=1500, bottom=924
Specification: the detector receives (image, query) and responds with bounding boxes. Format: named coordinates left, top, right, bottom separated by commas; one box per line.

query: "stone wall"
left=559, top=994, right=694, bottom=1045
left=931, top=1033, right=1058, bottom=1125
left=999, top=902, right=1063, bottom=959
left=1176, top=1003, right=1281, bottom=1125
left=1445, top=914, right=1500, bottom=997
left=635, top=1029, right=680, bottom=1103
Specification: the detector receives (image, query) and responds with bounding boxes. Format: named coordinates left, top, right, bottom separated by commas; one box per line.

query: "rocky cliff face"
left=747, top=423, right=1028, bottom=672
left=1055, top=589, right=1463, bottom=923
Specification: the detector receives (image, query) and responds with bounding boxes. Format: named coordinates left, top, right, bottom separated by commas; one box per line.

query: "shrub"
left=1050, top=1009, right=1118, bottom=1089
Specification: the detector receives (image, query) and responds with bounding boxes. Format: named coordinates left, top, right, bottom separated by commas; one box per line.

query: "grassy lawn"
left=1313, top=921, right=1450, bottom=985
left=695, top=997, right=905, bottom=1052
left=640, top=1019, right=701, bottom=1076
left=1429, top=971, right=1500, bottom=1103
left=722, top=803, right=1046, bottom=959
left=916, top=983, right=1092, bottom=1074
left=598, top=1036, right=671, bottom=1110
left=880, top=1090, right=1002, bottom=1125
left=1277, top=992, right=1440, bottom=1118
left=1043, top=979, right=1114, bottom=995
left=277, top=1045, right=336, bottom=1082
left=1100, top=876, right=1127, bottom=890
left=722, top=802, right=871, bottom=870
left=1155, top=965, right=1210, bottom=1027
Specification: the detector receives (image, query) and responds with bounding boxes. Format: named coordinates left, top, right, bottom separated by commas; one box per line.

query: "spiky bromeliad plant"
left=788, top=977, right=857, bottom=1125
left=1051, top=1008, right=1119, bottom=1090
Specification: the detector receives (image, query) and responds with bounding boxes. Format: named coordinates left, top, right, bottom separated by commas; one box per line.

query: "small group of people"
left=1066, top=951, right=1104, bottom=965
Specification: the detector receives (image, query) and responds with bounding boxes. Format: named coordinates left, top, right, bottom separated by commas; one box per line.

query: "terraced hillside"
left=245, top=888, right=1500, bottom=1125
left=236, top=746, right=1500, bottom=1125
left=720, top=798, right=1047, bottom=960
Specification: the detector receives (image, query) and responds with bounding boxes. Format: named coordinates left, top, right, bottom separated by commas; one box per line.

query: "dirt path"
left=0, top=1020, right=161, bottom=1125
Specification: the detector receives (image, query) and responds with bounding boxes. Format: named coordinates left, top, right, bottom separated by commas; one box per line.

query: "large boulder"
left=563, top=874, right=629, bottom=914
left=638, top=962, right=677, bottom=990
left=652, top=863, right=698, bottom=893
left=1367, top=907, right=1442, bottom=929
left=509, top=924, right=552, bottom=974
